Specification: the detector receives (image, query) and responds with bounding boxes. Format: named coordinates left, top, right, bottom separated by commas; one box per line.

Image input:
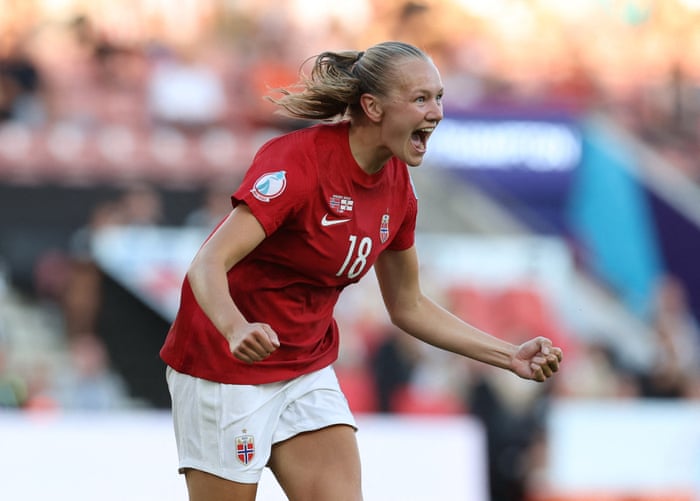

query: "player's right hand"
left=227, top=323, right=280, bottom=364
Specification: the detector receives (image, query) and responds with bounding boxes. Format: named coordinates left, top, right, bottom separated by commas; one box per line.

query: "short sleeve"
left=386, top=186, right=418, bottom=251
left=232, top=134, right=316, bottom=236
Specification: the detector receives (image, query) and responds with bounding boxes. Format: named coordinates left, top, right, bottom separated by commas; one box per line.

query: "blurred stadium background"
left=1, top=0, right=700, bottom=500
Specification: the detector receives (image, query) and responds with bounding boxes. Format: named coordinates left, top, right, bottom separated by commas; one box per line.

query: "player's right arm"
left=186, top=203, right=280, bottom=363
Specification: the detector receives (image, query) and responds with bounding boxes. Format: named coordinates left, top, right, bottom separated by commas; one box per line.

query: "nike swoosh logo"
left=321, top=213, right=351, bottom=226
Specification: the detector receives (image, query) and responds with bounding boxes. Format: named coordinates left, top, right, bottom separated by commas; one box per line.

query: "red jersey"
left=160, top=121, right=418, bottom=384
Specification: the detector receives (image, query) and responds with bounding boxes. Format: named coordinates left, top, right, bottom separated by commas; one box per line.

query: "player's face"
left=380, top=58, right=444, bottom=167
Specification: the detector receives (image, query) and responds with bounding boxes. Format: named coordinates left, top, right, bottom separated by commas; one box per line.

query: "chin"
left=405, top=153, right=426, bottom=167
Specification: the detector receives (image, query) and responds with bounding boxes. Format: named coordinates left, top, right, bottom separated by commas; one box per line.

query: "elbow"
left=384, top=302, right=418, bottom=334
left=186, top=252, right=206, bottom=281
left=383, top=293, right=436, bottom=337
left=186, top=249, right=223, bottom=285
left=386, top=310, right=404, bottom=331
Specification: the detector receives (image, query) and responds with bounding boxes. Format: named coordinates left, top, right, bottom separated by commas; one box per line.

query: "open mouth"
left=410, top=126, right=435, bottom=153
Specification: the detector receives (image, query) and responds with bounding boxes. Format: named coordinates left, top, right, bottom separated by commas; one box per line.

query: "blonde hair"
left=268, top=41, right=429, bottom=121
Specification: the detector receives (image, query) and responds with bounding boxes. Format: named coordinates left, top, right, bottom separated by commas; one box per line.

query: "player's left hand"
left=511, top=336, right=563, bottom=382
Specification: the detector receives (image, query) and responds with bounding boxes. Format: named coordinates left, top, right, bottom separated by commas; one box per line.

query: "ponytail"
left=267, top=41, right=428, bottom=121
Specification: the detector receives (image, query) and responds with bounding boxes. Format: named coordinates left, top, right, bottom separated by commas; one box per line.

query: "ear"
left=359, top=93, right=383, bottom=123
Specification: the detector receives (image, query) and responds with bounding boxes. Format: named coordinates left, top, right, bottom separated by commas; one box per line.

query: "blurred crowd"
left=1, top=1, right=700, bottom=183
left=2, top=1, right=700, bottom=500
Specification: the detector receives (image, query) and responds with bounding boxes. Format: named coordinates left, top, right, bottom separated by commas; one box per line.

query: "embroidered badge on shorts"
left=235, top=431, right=255, bottom=465
left=251, top=171, right=287, bottom=202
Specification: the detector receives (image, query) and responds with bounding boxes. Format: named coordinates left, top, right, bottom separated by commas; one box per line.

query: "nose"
left=429, top=99, right=443, bottom=123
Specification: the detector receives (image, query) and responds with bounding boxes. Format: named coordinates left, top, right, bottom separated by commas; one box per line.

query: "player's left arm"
left=374, top=246, right=562, bottom=382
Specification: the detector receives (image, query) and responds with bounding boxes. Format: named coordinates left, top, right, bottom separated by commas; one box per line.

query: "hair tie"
left=350, top=51, right=364, bottom=76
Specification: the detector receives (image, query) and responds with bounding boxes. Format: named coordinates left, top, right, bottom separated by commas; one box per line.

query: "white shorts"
left=165, top=365, right=357, bottom=484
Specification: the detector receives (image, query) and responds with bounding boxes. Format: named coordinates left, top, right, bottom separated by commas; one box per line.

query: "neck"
left=348, top=122, right=392, bottom=175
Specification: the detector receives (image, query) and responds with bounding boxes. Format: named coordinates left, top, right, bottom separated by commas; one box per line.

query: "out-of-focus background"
left=1, top=1, right=700, bottom=500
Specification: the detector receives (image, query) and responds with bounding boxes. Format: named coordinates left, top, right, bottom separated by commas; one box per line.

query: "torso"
left=160, top=121, right=417, bottom=384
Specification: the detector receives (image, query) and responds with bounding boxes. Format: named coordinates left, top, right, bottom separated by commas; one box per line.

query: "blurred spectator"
left=70, top=15, right=150, bottom=127
left=69, top=199, right=125, bottom=260
left=184, top=179, right=237, bottom=231
left=639, top=274, right=700, bottom=398
left=554, top=338, right=641, bottom=400
left=370, top=326, right=421, bottom=413
left=70, top=14, right=130, bottom=84
left=0, top=333, right=27, bottom=408
left=146, top=43, right=227, bottom=132
left=63, top=199, right=125, bottom=339
left=22, top=357, right=59, bottom=411
left=118, top=182, right=164, bottom=226
left=0, top=33, right=46, bottom=126
left=53, top=334, right=130, bottom=410
left=467, top=367, right=553, bottom=501
left=236, top=13, right=302, bottom=130
left=61, top=184, right=162, bottom=340
left=32, top=248, right=73, bottom=305
left=450, top=287, right=563, bottom=501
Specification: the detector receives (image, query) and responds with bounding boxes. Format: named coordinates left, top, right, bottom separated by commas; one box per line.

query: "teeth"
left=418, top=127, right=434, bottom=133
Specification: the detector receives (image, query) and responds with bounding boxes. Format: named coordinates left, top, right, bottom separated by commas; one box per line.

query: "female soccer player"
left=160, top=40, right=563, bottom=501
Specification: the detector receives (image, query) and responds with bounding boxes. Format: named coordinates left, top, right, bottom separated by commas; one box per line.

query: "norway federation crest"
left=380, top=214, right=390, bottom=244
left=235, top=433, right=255, bottom=465
left=251, top=171, right=286, bottom=202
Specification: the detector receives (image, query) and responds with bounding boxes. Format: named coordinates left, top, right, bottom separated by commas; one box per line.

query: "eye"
left=416, top=96, right=426, bottom=104
left=436, top=93, right=443, bottom=104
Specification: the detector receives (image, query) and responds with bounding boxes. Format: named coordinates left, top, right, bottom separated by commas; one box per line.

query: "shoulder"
left=248, top=126, right=323, bottom=196
left=256, top=122, right=346, bottom=158
left=252, top=122, right=349, bottom=185
left=248, top=124, right=344, bottom=204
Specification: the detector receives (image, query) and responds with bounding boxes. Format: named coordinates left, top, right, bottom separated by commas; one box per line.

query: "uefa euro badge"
left=251, top=171, right=287, bottom=202
left=235, top=431, right=255, bottom=465
left=380, top=214, right=390, bottom=244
